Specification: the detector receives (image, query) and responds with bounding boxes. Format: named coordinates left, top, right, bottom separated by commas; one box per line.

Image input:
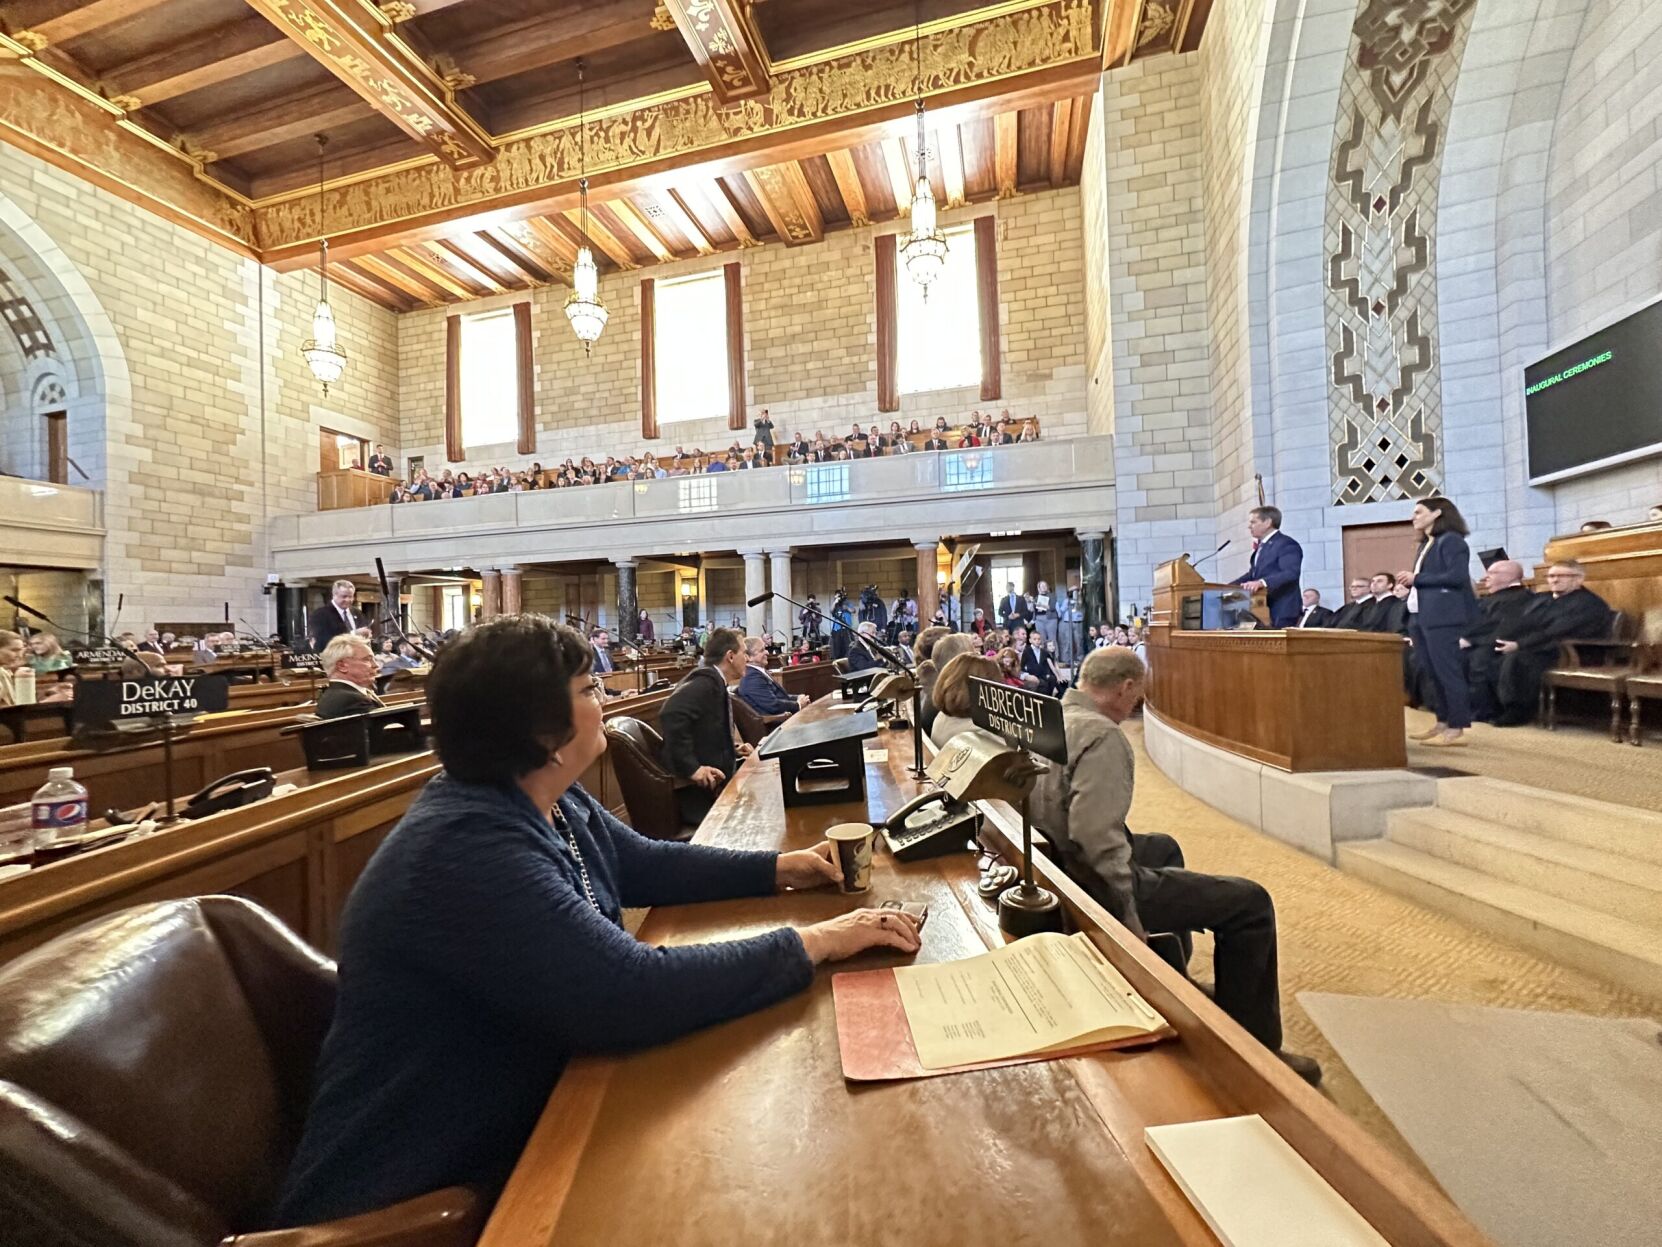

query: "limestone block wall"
left=0, top=142, right=399, bottom=631
left=1542, top=0, right=1662, bottom=523
left=1094, top=53, right=1216, bottom=614
left=395, top=188, right=1090, bottom=473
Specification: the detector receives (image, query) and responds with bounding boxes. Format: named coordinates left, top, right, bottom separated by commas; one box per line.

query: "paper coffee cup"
left=826, top=822, right=875, bottom=893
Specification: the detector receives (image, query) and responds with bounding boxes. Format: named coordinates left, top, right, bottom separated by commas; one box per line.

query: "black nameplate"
left=968, top=676, right=1067, bottom=765
left=282, top=653, right=324, bottom=670
left=73, top=674, right=231, bottom=732
left=71, top=646, right=132, bottom=666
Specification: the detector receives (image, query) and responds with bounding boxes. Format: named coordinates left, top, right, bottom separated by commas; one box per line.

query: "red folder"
left=831, top=966, right=1175, bottom=1082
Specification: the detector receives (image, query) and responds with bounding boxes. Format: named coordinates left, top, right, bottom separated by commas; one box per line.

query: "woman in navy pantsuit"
left=1400, top=497, right=1479, bottom=747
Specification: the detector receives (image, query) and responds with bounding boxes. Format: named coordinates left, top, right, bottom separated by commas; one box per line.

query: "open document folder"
left=832, top=931, right=1173, bottom=1081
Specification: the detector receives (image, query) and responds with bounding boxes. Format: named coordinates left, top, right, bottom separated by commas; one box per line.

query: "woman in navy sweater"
left=273, top=616, right=919, bottom=1228
left=1399, top=496, right=1480, bottom=747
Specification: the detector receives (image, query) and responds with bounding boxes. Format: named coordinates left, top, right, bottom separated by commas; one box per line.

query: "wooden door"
left=44, top=411, right=67, bottom=484
left=1342, top=521, right=1418, bottom=585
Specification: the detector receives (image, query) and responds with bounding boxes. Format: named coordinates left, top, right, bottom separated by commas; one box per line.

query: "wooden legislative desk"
left=0, top=686, right=682, bottom=968
left=1146, top=626, right=1407, bottom=771
left=1543, top=519, right=1662, bottom=620
left=0, top=692, right=423, bottom=815
left=318, top=467, right=396, bottom=510
left=482, top=699, right=1485, bottom=1247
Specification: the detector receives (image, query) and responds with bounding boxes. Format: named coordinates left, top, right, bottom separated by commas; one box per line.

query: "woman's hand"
left=776, top=841, right=842, bottom=890
left=798, top=909, right=923, bottom=965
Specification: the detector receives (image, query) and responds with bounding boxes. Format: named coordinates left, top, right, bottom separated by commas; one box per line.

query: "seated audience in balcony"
left=924, top=429, right=950, bottom=450
left=705, top=455, right=729, bottom=473
left=927, top=653, right=1005, bottom=748
left=316, top=633, right=385, bottom=719
left=957, top=426, right=981, bottom=448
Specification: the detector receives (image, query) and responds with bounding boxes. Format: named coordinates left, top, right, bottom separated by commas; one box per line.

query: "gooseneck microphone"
left=1191, top=539, right=1231, bottom=573
left=5, top=593, right=147, bottom=677
left=747, top=590, right=907, bottom=670
left=374, top=558, right=436, bottom=662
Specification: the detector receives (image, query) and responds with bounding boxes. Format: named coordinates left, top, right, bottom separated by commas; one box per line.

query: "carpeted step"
left=1435, top=776, right=1662, bottom=866
left=1385, top=807, right=1662, bottom=930
left=1337, top=840, right=1662, bottom=1001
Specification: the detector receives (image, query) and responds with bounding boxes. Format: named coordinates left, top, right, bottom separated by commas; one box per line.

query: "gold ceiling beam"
left=745, top=163, right=823, bottom=246
left=825, top=148, right=871, bottom=227
left=937, top=126, right=967, bottom=208
left=242, top=0, right=495, bottom=168
left=658, top=0, right=771, bottom=104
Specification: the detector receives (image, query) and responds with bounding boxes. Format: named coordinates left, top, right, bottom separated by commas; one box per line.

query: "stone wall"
left=1093, top=53, right=1215, bottom=613
left=396, top=188, right=1090, bottom=472
left=0, top=142, right=400, bottom=631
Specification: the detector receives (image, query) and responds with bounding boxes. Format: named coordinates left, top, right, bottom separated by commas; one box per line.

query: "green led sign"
left=1525, top=349, right=1614, bottom=396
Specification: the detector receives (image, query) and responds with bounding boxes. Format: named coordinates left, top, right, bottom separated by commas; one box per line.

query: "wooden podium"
left=1151, top=556, right=1264, bottom=629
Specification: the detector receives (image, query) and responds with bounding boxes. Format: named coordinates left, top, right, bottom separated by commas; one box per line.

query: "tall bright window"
left=654, top=270, right=729, bottom=423
left=897, top=224, right=980, bottom=394
left=459, top=308, right=519, bottom=449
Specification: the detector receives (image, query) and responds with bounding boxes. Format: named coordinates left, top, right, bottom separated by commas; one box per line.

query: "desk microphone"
left=5, top=593, right=147, bottom=677
left=1191, top=540, right=1231, bottom=573
left=374, top=557, right=436, bottom=663
left=747, top=590, right=907, bottom=670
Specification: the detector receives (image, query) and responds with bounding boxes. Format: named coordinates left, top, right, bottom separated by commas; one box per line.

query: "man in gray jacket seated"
left=1030, top=646, right=1320, bottom=1085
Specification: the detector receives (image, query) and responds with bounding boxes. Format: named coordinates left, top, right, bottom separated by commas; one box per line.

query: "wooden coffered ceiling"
left=329, top=93, right=1095, bottom=310
left=0, top=0, right=1211, bottom=309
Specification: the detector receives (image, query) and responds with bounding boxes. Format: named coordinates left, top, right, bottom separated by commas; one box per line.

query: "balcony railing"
left=0, top=474, right=105, bottom=569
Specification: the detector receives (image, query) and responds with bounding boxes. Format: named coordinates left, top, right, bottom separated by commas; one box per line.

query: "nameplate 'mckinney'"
left=968, top=676, right=1067, bottom=764
left=73, top=674, right=231, bottom=731
left=282, top=652, right=324, bottom=671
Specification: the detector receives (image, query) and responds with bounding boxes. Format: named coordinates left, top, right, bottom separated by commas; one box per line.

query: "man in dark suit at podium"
left=1232, top=506, right=1303, bottom=627
left=308, top=580, right=364, bottom=652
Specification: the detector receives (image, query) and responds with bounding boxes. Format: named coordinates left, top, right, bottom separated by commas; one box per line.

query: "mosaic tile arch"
left=1324, top=0, right=1478, bottom=505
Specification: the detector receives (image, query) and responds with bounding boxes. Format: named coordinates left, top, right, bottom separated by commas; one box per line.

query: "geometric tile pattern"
left=1325, top=0, right=1477, bottom=504
left=0, top=263, right=57, bottom=361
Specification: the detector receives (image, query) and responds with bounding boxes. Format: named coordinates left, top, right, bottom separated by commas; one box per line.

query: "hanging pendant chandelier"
left=898, top=6, right=947, bottom=297
left=564, top=60, right=608, bottom=354
left=301, top=134, right=347, bottom=393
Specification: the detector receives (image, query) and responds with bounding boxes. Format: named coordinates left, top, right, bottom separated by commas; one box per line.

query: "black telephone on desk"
left=182, top=767, right=276, bottom=819
left=881, top=788, right=983, bottom=862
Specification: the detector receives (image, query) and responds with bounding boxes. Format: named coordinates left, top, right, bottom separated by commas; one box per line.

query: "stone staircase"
left=1338, top=776, right=1662, bottom=999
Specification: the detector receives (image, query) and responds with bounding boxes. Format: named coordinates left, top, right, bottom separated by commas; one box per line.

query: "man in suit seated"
left=658, top=627, right=754, bottom=825
left=1031, top=646, right=1319, bottom=1085
left=1292, top=589, right=1335, bottom=628
left=316, top=633, right=384, bottom=719
left=1492, top=559, right=1612, bottom=725
left=1233, top=506, right=1304, bottom=627
left=308, top=580, right=363, bottom=652
left=844, top=621, right=884, bottom=673
left=1459, top=559, right=1533, bottom=722
left=1356, top=572, right=1404, bottom=633
left=589, top=628, right=616, bottom=674
left=737, top=636, right=808, bottom=719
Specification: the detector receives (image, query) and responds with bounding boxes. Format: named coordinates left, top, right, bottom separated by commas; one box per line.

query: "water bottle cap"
left=48, top=767, right=74, bottom=781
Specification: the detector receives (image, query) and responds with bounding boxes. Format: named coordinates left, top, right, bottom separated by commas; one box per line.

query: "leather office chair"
left=729, top=692, right=790, bottom=747
left=605, top=716, right=694, bottom=842
left=0, top=896, right=480, bottom=1247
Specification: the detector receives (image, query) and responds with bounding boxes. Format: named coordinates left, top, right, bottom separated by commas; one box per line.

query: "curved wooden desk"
left=1146, top=625, right=1408, bottom=771
left=481, top=698, right=1487, bottom=1247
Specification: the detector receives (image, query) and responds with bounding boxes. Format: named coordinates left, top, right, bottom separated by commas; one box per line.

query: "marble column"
left=615, top=559, right=638, bottom=644
left=741, top=549, right=767, bottom=637
left=914, top=539, right=940, bottom=628
left=480, top=568, right=502, bottom=621
left=768, top=549, right=793, bottom=641
left=1077, top=531, right=1108, bottom=632
left=499, top=566, right=523, bottom=615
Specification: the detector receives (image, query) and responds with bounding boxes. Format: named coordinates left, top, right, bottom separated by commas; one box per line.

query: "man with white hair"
left=737, top=636, right=808, bottom=717
left=1030, top=646, right=1320, bottom=1085
left=845, top=620, right=883, bottom=674
left=316, top=632, right=384, bottom=719
left=309, top=579, right=364, bottom=652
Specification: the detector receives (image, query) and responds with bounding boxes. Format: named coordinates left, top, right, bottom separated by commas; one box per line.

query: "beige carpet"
left=1121, top=718, right=1662, bottom=1175
left=1405, top=707, right=1662, bottom=811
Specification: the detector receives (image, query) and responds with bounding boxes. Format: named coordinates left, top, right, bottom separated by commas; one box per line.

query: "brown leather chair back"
left=605, top=717, right=690, bottom=842
left=729, top=693, right=766, bottom=746
left=0, top=897, right=335, bottom=1239
left=0, top=898, right=480, bottom=1247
